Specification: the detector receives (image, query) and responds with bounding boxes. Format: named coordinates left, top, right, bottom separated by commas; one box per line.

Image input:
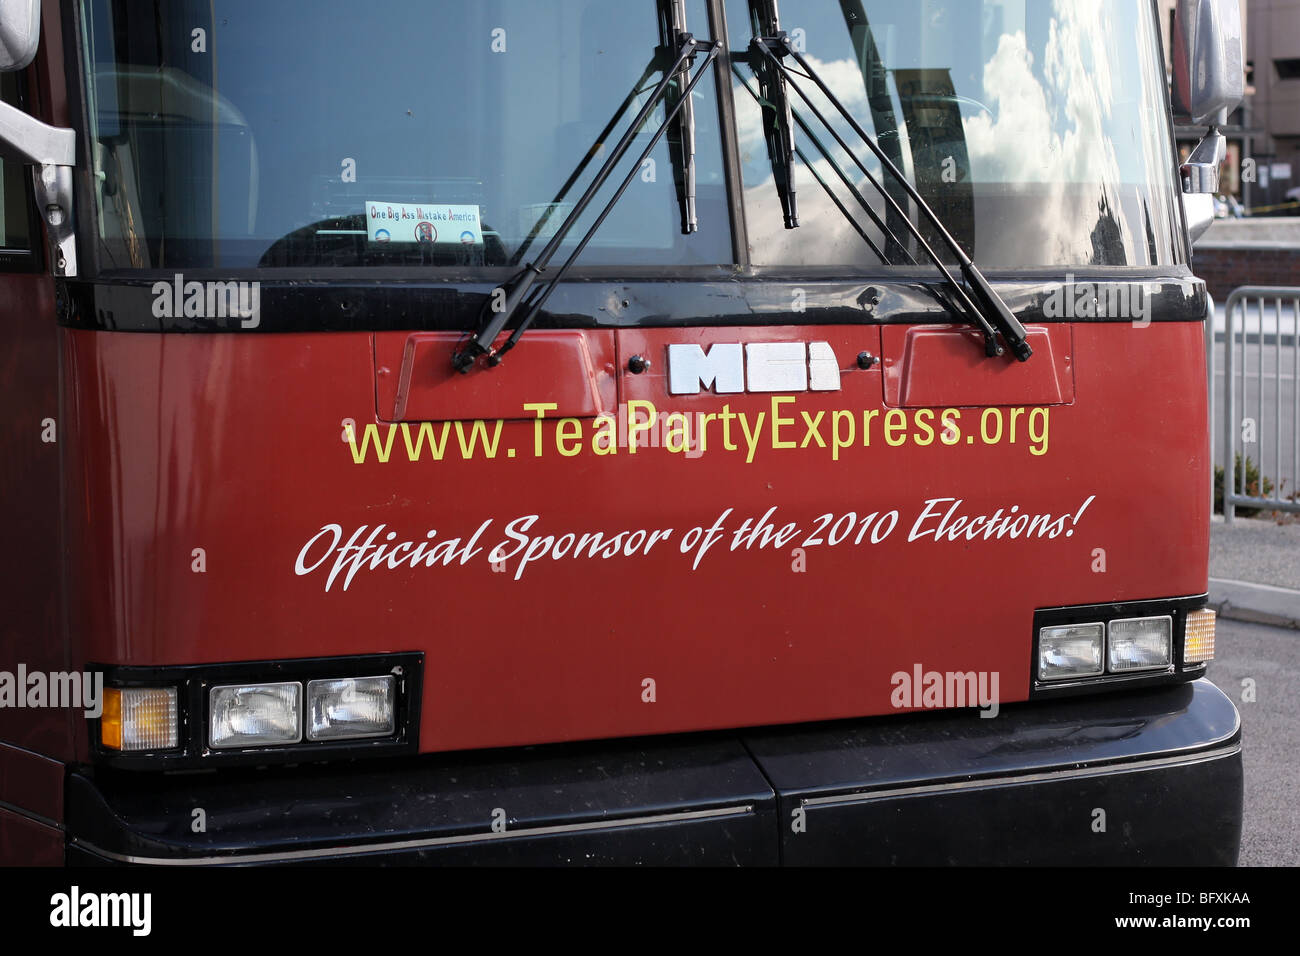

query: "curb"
left=1208, top=577, right=1300, bottom=631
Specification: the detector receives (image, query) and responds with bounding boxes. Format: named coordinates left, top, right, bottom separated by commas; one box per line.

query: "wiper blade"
left=752, top=33, right=1032, bottom=362
left=452, top=34, right=721, bottom=373
left=734, top=67, right=889, bottom=263
left=510, top=0, right=700, bottom=266
left=734, top=65, right=911, bottom=266
left=748, top=0, right=798, bottom=227
left=662, top=0, right=699, bottom=233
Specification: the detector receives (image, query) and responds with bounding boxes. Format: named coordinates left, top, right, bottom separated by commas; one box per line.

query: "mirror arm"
left=32, top=164, right=75, bottom=276
left=1181, top=126, right=1225, bottom=245
left=0, top=99, right=77, bottom=277
left=1182, top=193, right=1215, bottom=244
left=1181, top=127, right=1226, bottom=195
left=0, top=97, right=73, bottom=165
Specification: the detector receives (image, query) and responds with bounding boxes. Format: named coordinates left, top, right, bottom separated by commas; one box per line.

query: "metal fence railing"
left=1222, top=286, right=1300, bottom=523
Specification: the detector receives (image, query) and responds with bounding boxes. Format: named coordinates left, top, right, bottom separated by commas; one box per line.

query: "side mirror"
left=0, top=0, right=41, bottom=73
left=1171, top=0, right=1245, bottom=125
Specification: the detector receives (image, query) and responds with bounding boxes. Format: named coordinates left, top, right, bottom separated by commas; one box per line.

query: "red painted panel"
left=882, top=324, right=1074, bottom=407
left=0, top=808, right=63, bottom=866
left=0, top=742, right=64, bottom=823
left=0, top=0, right=76, bottom=768
left=61, top=321, right=1208, bottom=757
left=0, top=273, right=72, bottom=762
left=375, top=330, right=617, bottom=422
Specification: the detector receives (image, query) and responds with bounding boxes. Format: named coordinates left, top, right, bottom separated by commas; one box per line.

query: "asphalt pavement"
left=1209, top=513, right=1300, bottom=628
left=1206, top=616, right=1299, bottom=867
left=1205, top=512, right=1298, bottom=867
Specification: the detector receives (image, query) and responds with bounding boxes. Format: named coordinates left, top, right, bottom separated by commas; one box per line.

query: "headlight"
left=100, top=687, right=178, bottom=751
left=1037, top=622, right=1104, bottom=681
left=1107, top=616, right=1172, bottom=672
left=307, top=676, right=395, bottom=741
left=209, top=682, right=302, bottom=748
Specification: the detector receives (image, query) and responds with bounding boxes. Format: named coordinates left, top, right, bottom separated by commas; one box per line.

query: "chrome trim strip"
left=70, top=804, right=756, bottom=866
left=1035, top=666, right=1178, bottom=692
left=0, top=797, right=62, bottom=831
left=800, top=744, right=1242, bottom=810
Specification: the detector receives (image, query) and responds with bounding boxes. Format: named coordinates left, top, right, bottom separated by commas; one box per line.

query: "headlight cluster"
left=205, top=678, right=397, bottom=748
left=1033, top=598, right=1213, bottom=695
left=1038, top=616, right=1173, bottom=681
left=91, top=654, right=420, bottom=769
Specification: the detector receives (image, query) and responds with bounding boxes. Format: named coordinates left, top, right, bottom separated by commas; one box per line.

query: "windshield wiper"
left=751, top=33, right=1032, bottom=361
left=511, top=0, right=702, bottom=266
left=453, top=29, right=719, bottom=373
left=662, top=0, right=700, bottom=234
left=748, top=0, right=798, bottom=228
left=735, top=66, right=905, bottom=265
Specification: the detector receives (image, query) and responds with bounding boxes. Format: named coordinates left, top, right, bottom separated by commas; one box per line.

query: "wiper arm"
left=452, top=34, right=721, bottom=373
left=752, top=33, right=1032, bottom=362
left=748, top=0, right=798, bottom=227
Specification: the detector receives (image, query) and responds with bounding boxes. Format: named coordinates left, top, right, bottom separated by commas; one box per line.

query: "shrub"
left=1214, top=454, right=1275, bottom=517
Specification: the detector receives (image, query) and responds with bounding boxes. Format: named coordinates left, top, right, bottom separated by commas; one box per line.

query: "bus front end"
left=0, top=0, right=1243, bottom=866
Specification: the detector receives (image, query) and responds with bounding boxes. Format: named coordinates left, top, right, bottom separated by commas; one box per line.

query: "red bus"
left=0, top=0, right=1244, bottom=865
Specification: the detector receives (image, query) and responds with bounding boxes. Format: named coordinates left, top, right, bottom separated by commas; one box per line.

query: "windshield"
left=80, top=0, right=1183, bottom=274
left=728, top=0, right=1185, bottom=268
left=80, top=0, right=731, bottom=270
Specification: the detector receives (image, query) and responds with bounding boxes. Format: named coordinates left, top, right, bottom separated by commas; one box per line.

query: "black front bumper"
left=65, top=679, right=1242, bottom=866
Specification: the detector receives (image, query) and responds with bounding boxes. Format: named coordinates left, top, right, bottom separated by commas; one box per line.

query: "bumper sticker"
left=365, top=201, right=483, bottom=244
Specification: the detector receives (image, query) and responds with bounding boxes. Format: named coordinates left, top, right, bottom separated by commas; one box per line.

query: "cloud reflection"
left=735, top=1, right=1176, bottom=268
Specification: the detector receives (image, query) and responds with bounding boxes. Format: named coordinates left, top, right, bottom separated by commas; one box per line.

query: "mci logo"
left=667, top=342, right=841, bottom=395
